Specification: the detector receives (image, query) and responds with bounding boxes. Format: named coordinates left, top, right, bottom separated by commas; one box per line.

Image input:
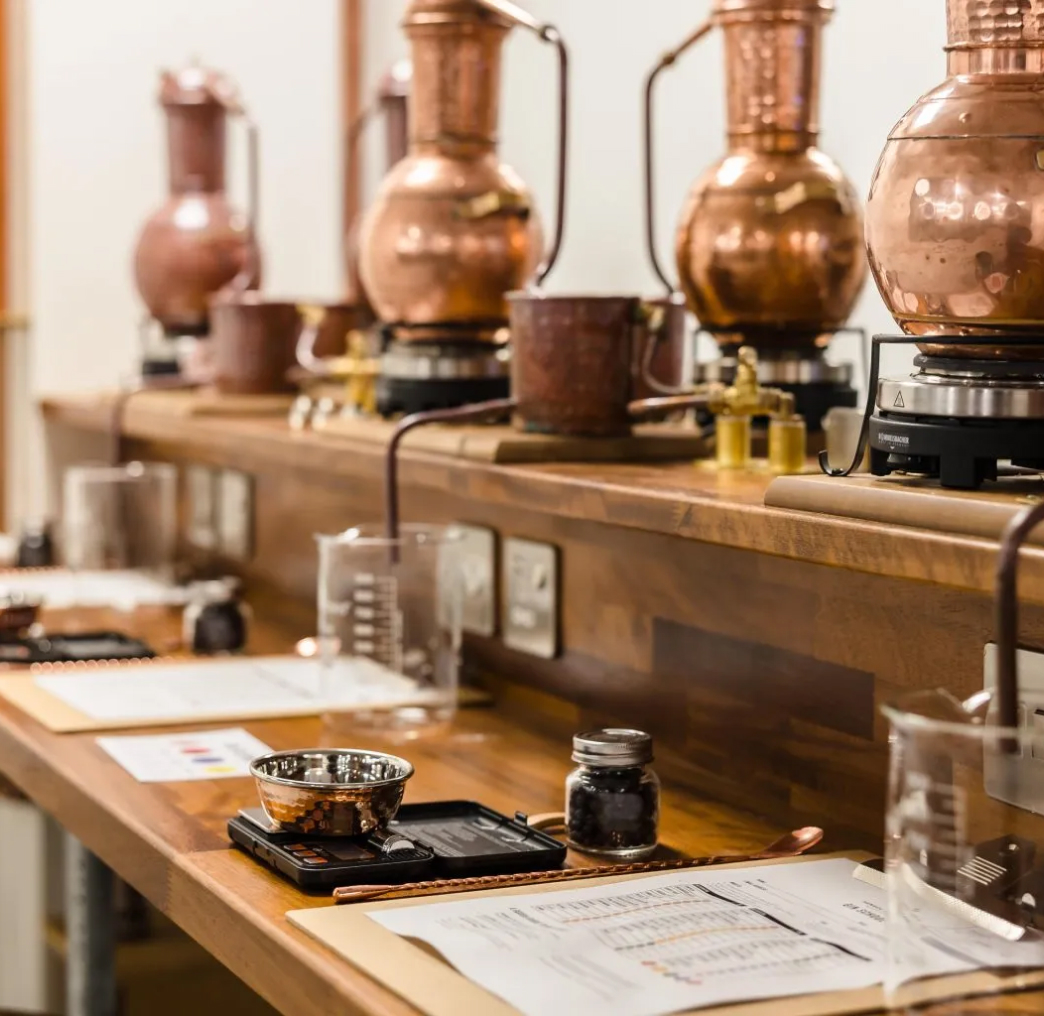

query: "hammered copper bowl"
left=250, top=749, right=414, bottom=837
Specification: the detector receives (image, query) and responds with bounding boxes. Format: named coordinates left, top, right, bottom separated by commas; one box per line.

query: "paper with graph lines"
left=369, top=859, right=939, bottom=1016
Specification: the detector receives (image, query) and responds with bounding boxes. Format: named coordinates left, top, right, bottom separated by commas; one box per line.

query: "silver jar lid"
left=572, top=729, right=653, bottom=768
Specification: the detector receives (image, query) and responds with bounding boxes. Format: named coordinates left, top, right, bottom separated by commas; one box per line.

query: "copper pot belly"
left=133, top=64, right=261, bottom=337
left=866, top=0, right=1044, bottom=358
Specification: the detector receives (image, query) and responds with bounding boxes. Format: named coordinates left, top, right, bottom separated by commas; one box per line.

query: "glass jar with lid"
left=565, top=729, right=660, bottom=860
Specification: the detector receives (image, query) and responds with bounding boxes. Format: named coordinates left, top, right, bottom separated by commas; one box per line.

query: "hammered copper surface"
left=866, top=0, right=1044, bottom=356
left=510, top=295, right=682, bottom=437
left=134, top=65, right=260, bottom=337
left=673, top=0, right=865, bottom=353
left=210, top=295, right=301, bottom=396
left=358, top=0, right=542, bottom=340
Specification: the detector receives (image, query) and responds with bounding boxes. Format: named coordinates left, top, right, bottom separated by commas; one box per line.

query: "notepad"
left=0, top=568, right=183, bottom=610
left=0, top=655, right=424, bottom=731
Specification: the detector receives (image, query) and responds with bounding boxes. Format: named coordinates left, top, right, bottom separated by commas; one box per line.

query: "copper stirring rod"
left=332, top=827, right=824, bottom=904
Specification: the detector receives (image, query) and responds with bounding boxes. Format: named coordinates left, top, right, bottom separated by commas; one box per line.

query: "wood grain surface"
left=40, top=392, right=1044, bottom=603
left=0, top=605, right=1040, bottom=1015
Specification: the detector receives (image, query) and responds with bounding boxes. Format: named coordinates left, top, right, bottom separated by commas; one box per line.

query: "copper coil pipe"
left=644, top=20, right=715, bottom=294
left=384, top=398, right=518, bottom=550
left=627, top=392, right=712, bottom=419
left=995, top=501, right=1044, bottom=742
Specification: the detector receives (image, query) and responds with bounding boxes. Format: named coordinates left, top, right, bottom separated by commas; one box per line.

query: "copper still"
left=646, top=0, right=866, bottom=365
left=866, top=0, right=1044, bottom=357
left=133, top=64, right=261, bottom=340
left=358, top=0, right=567, bottom=415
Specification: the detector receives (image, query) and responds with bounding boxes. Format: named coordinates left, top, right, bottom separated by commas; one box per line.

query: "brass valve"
left=706, top=348, right=807, bottom=473
left=342, top=331, right=380, bottom=418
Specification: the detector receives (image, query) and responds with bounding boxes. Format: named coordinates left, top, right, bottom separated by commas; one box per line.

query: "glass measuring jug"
left=316, top=525, right=461, bottom=733
left=883, top=691, right=1044, bottom=1013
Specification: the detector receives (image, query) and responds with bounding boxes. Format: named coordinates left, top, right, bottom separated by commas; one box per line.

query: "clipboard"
left=0, top=656, right=489, bottom=733
left=286, top=853, right=1044, bottom=1016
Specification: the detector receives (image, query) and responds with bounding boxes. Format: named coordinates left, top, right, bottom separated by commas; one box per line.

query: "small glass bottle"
left=565, top=729, right=660, bottom=860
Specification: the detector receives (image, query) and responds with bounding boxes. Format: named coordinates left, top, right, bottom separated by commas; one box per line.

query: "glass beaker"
left=62, top=462, right=178, bottom=577
left=316, top=525, right=461, bottom=733
left=883, top=690, right=1044, bottom=1013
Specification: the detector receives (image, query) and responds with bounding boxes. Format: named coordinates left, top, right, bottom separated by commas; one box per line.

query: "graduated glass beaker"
left=62, top=462, right=177, bottom=577
left=883, top=690, right=1044, bottom=1013
left=316, top=525, right=461, bottom=733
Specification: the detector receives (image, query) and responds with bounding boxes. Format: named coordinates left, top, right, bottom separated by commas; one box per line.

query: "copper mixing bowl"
left=250, top=749, right=414, bottom=837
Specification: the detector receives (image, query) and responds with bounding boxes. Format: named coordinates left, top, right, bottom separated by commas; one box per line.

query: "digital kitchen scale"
left=229, top=801, right=567, bottom=892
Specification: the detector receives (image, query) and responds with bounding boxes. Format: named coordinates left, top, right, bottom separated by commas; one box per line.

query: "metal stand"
left=64, top=835, right=117, bottom=1016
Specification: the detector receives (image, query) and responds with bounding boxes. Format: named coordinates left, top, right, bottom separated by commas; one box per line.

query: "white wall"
left=15, top=0, right=343, bottom=521
left=363, top=0, right=946, bottom=384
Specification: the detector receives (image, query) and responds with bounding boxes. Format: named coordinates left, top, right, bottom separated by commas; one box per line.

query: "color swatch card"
left=96, top=728, right=272, bottom=782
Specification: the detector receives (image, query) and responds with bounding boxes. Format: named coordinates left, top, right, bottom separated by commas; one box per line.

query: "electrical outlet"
left=186, top=466, right=218, bottom=551
left=216, top=470, right=254, bottom=561
left=983, top=643, right=1044, bottom=815
left=503, top=537, right=558, bottom=659
left=439, top=524, right=497, bottom=637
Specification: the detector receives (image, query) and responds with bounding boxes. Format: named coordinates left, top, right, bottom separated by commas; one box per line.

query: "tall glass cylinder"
left=316, top=525, right=461, bottom=733
left=884, top=692, right=1044, bottom=1012
left=62, top=462, right=177, bottom=577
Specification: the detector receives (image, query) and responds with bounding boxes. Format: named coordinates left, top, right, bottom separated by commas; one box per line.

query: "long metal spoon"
left=332, top=826, right=824, bottom=904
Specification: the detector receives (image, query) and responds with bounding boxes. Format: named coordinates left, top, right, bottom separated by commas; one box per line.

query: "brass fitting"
left=707, top=348, right=807, bottom=472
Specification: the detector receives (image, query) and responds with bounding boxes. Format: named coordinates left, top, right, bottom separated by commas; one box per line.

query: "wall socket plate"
left=983, top=643, right=1044, bottom=815
left=438, top=524, right=497, bottom=637
left=186, top=465, right=218, bottom=551
left=503, top=537, right=558, bottom=659
left=217, top=470, right=254, bottom=561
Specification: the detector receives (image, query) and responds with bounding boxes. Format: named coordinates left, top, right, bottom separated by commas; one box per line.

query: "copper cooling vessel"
left=133, top=65, right=261, bottom=337
left=665, top=0, right=865, bottom=354
left=866, top=0, right=1044, bottom=358
left=358, top=0, right=543, bottom=340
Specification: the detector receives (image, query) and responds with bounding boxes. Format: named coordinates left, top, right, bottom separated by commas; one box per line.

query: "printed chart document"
left=0, top=569, right=183, bottom=610
left=370, top=859, right=963, bottom=1016
left=34, top=655, right=420, bottom=724
left=97, top=728, right=272, bottom=782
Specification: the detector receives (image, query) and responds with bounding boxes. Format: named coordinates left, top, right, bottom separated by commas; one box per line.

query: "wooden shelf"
left=41, top=390, right=1044, bottom=603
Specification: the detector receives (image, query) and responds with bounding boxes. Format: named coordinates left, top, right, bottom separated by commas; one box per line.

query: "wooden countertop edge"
left=168, top=850, right=417, bottom=1016
left=40, top=394, right=1044, bottom=602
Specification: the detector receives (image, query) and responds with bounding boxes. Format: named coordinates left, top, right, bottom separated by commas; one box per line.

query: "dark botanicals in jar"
left=566, top=729, right=660, bottom=860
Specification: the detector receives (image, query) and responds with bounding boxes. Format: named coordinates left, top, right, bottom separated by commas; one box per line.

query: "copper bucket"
left=508, top=293, right=688, bottom=437
left=210, top=295, right=302, bottom=395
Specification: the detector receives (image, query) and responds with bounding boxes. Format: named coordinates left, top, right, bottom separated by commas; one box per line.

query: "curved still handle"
left=995, top=501, right=1044, bottom=746
left=475, top=0, right=569, bottom=287
left=644, top=20, right=715, bottom=295
left=225, top=115, right=262, bottom=295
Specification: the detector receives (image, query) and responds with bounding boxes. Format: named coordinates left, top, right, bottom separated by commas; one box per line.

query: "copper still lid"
left=159, top=63, right=242, bottom=111
left=403, top=0, right=513, bottom=27
left=947, top=0, right=1044, bottom=48
left=713, top=0, right=833, bottom=16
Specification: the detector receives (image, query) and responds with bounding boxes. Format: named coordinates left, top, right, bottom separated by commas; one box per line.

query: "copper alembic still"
left=645, top=0, right=867, bottom=433
left=359, top=0, right=561, bottom=417
left=826, top=0, right=1044, bottom=490
left=133, top=63, right=261, bottom=378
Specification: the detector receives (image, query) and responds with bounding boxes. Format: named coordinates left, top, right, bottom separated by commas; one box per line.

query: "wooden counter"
left=2, top=605, right=1043, bottom=1015
left=0, top=605, right=784, bottom=1016
left=40, top=391, right=1044, bottom=601
left=40, top=392, right=1044, bottom=853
